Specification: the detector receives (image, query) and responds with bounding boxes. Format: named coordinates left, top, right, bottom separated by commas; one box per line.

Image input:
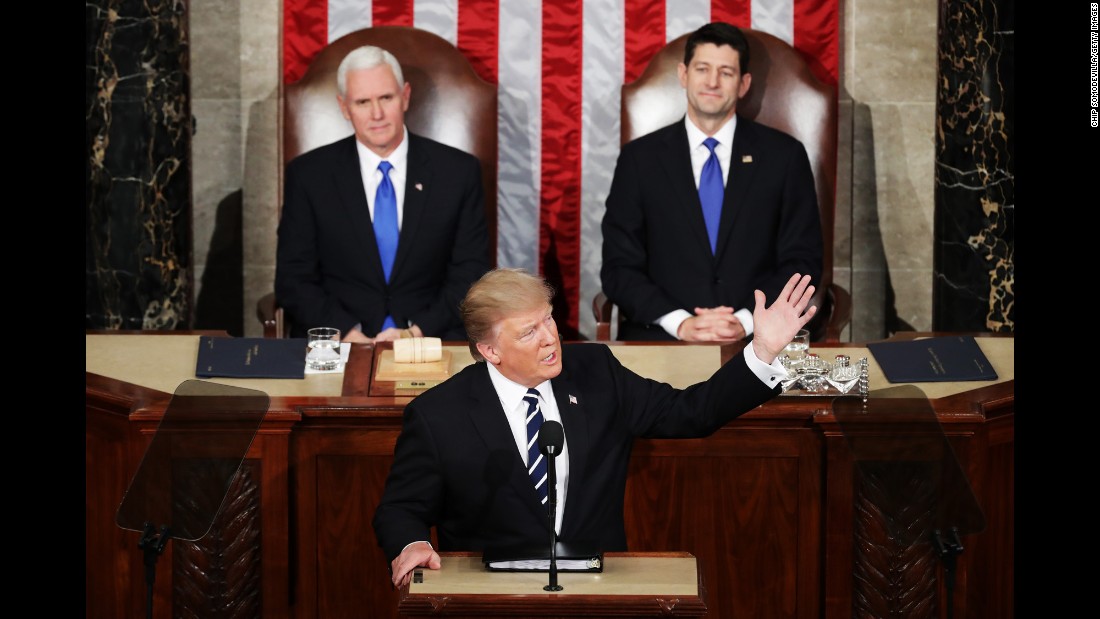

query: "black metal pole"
left=544, top=457, right=562, bottom=591
left=139, top=522, right=171, bottom=619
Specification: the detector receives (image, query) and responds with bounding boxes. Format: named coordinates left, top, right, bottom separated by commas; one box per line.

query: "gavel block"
left=375, top=337, right=453, bottom=382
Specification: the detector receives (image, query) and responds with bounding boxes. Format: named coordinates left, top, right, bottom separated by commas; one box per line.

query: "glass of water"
left=306, top=327, right=342, bottom=371
left=783, top=329, right=810, bottom=363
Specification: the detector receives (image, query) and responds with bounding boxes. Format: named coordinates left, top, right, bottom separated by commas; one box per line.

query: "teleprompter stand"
left=115, top=380, right=269, bottom=619
left=831, top=386, right=985, bottom=619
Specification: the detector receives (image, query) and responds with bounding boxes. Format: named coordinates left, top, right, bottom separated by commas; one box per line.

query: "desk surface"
left=409, top=553, right=699, bottom=596
left=86, top=334, right=1013, bottom=400
left=399, top=552, right=707, bottom=618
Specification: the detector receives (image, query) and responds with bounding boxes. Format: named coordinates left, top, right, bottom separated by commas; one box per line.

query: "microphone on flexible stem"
left=538, top=420, right=565, bottom=592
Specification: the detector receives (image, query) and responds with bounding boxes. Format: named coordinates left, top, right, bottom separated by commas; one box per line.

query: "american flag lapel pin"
left=569, top=395, right=577, bottom=405
left=415, top=183, right=423, bottom=191
left=742, top=155, right=753, bottom=163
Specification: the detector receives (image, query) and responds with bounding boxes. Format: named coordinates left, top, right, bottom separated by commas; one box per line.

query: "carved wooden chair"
left=593, top=29, right=850, bottom=342
left=258, top=26, right=497, bottom=337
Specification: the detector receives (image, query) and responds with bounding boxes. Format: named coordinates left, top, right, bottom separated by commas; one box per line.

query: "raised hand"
left=750, top=274, right=816, bottom=364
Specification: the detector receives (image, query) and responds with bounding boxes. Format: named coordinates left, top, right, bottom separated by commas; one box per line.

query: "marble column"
left=86, top=0, right=193, bottom=330
left=933, top=0, right=1014, bottom=332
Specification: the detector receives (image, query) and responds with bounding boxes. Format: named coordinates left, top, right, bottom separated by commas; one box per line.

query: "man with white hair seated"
left=276, top=45, right=491, bottom=342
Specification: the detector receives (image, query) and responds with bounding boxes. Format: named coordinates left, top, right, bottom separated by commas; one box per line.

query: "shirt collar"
left=355, top=125, right=410, bottom=172
left=684, top=114, right=738, bottom=150
left=485, top=362, right=552, bottom=414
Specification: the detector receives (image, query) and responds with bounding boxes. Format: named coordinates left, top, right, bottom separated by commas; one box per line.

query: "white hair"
left=337, top=46, right=405, bottom=96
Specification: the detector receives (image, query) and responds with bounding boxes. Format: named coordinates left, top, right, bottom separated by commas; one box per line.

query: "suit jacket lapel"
left=334, top=137, right=387, bottom=280
left=551, top=366, right=589, bottom=538
left=659, top=122, right=714, bottom=256
left=392, top=134, right=431, bottom=283
left=716, top=118, right=758, bottom=261
left=660, top=120, right=721, bottom=259
left=465, top=364, right=555, bottom=528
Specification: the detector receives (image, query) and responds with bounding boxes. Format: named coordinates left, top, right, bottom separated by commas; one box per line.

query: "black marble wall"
left=86, top=0, right=193, bottom=330
left=933, top=0, right=1014, bottom=332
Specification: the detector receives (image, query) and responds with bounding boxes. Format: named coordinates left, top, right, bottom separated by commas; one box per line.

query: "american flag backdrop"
left=283, top=0, right=838, bottom=338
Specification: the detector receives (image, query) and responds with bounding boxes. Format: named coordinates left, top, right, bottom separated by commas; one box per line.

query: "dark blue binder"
left=867, top=336, right=998, bottom=383
left=195, top=336, right=308, bottom=379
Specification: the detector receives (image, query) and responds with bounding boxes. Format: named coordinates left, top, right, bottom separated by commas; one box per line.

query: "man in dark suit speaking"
left=601, top=22, right=823, bottom=342
left=373, top=267, right=816, bottom=587
left=276, top=45, right=491, bottom=342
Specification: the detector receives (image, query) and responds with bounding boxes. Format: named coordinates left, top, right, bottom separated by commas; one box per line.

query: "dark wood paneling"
left=625, top=428, right=820, bottom=618
left=968, top=416, right=1014, bottom=618
left=87, top=339, right=1013, bottom=619
left=86, top=378, right=294, bottom=619
left=315, top=454, right=399, bottom=619
left=86, top=399, right=138, bottom=619
left=293, top=427, right=403, bottom=619
left=173, top=460, right=263, bottom=618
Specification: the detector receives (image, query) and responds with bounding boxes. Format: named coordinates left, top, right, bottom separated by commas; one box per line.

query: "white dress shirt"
left=355, top=126, right=410, bottom=228
left=485, top=362, right=569, bottom=535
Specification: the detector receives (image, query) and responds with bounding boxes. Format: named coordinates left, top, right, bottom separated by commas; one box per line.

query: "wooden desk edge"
left=397, top=552, right=707, bottom=617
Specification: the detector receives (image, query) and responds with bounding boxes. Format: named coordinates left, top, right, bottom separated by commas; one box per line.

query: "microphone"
left=538, top=420, right=565, bottom=591
left=538, top=420, right=564, bottom=456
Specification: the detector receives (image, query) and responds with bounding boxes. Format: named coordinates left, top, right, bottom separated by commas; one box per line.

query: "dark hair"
left=684, top=22, right=750, bottom=74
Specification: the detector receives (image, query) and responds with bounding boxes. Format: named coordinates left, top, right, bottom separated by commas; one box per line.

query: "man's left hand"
left=390, top=541, right=441, bottom=589
left=750, top=273, right=816, bottom=364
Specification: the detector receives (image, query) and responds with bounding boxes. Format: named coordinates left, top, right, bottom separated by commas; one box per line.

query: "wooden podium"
left=86, top=333, right=1014, bottom=619
left=399, top=552, right=706, bottom=618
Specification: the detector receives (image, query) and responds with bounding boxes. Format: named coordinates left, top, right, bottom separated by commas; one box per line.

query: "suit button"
left=713, top=277, right=722, bottom=284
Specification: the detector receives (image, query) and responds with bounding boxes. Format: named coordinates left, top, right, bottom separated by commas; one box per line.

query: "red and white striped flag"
left=283, top=0, right=838, bottom=338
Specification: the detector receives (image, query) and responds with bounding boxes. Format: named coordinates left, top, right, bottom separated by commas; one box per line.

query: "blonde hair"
left=460, top=269, right=555, bottom=361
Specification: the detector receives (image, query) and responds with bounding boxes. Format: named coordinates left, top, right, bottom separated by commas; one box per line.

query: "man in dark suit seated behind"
left=601, top=22, right=823, bottom=342
left=275, top=45, right=491, bottom=342
left=373, top=267, right=817, bottom=587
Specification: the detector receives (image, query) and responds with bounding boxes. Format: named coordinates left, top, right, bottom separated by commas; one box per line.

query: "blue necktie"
left=374, top=161, right=398, bottom=330
left=698, top=137, right=723, bottom=253
left=524, top=388, right=549, bottom=506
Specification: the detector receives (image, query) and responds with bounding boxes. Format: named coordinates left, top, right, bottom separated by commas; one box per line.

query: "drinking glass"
left=783, top=329, right=810, bottom=362
left=306, top=327, right=342, bottom=371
